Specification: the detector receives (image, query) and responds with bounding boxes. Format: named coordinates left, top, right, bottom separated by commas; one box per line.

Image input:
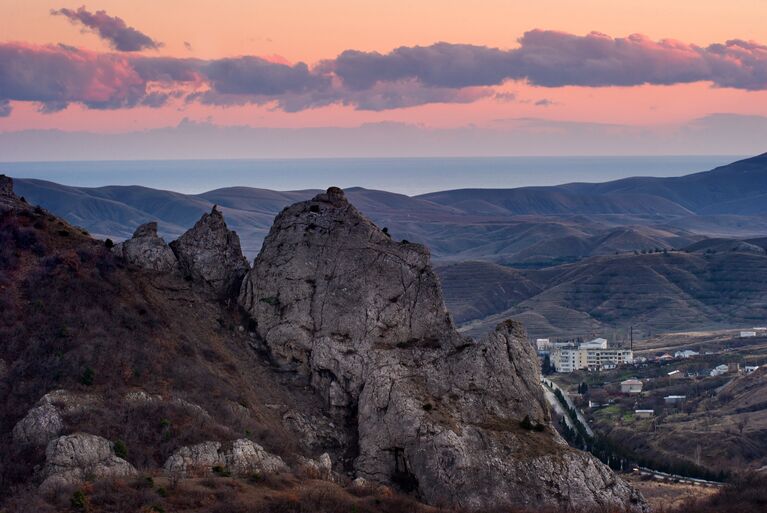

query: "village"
left=537, top=327, right=767, bottom=481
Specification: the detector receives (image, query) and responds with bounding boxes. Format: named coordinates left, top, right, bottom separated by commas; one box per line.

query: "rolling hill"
left=13, top=152, right=767, bottom=263
left=437, top=249, right=767, bottom=339
left=8, top=153, right=767, bottom=339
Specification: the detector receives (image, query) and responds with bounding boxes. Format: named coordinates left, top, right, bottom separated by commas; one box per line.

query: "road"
left=542, top=377, right=594, bottom=437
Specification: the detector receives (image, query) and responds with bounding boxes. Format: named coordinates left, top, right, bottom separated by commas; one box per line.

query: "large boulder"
left=170, top=206, right=249, bottom=298
left=12, top=390, right=99, bottom=446
left=12, top=403, right=63, bottom=446
left=40, top=434, right=137, bottom=493
left=164, top=439, right=287, bottom=478
left=239, top=187, right=647, bottom=512
left=113, top=222, right=177, bottom=272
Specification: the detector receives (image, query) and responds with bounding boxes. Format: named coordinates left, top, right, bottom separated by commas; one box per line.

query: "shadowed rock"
left=164, top=439, right=287, bottom=478
left=239, top=187, right=647, bottom=511
left=40, top=434, right=137, bottom=493
left=170, top=206, right=250, bottom=298
left=113, top=221, right=178, bottom=272
left=0, top=174, right=22, bottom=212
left=12, top=390, right=100, bottom=446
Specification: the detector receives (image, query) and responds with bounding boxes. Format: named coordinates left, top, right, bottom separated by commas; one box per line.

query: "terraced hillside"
left=438, top=250, right=767, bottom=339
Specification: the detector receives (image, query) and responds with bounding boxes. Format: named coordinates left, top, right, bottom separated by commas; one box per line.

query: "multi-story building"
left=550, top=338, right=633, bottom=373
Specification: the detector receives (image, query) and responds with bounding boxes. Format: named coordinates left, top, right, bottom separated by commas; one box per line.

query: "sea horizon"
left=0, top=154, right=745, bottom=196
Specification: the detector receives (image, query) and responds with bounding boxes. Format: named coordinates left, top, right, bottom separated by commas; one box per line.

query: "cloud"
left=52, top=6, right=161, bottom=52
left=203, top=57, right=329, bottom=96
left=0, top=100, right=11, bottom=117
left=0, top=43, right=148, bottom=110
left=325, top=43, right=515, bottom=89
left=2, top=30, right=767, bottom=115
left=328, top=31, right=767, bottom=91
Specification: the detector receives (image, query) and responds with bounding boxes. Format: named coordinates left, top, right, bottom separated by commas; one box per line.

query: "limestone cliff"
left=240, top=187, right=647, bottom=511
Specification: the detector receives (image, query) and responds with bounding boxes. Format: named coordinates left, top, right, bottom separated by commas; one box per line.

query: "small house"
left=635, top=409, right=654, bottom=418
left=620, top=379, right=643, bottom=394
left=664, top=395, right=686, bottom=404
left=667, top=370, right=684, bottom=380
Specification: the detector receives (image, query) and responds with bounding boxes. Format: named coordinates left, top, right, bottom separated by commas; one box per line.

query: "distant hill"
left=419, top=153, right=767, bottom=216
left=12, top=153, right=767, bottom=263
left=438, top=250, right=767, bottom=339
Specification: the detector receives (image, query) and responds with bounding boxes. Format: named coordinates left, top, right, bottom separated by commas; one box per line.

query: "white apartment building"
left=551, top=338, right=633, bottom=373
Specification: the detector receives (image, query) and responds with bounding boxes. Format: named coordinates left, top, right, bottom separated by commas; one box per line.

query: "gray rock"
left=282, top=410, right=347, bottom=452
left=113, top=222, right=177, bottom=272
left=0, top=174, right=21, bottom=211
left=13, top=403, right=63, bottom=446
left=40, top=434, right=136, bottom=493
left=164, top=439, right=287, bottom=478
left=170, top=206, right=249, bottom=298
left=13, top=390, right=99, bottom=446
left=0, top=174, right=12, bottom=196
left=239, top=187, right=647, bottom=512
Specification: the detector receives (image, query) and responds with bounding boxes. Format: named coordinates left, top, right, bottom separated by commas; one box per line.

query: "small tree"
left=80, top=366, right=95, bottom=386
left=520, top=415, right=534, bottom=430
left=113, top=439, right=128, bottom=459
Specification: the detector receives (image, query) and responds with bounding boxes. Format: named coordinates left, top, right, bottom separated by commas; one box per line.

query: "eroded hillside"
left=0, top=178, right=647, bottom=512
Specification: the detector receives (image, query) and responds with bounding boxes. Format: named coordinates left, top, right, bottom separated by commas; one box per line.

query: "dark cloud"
left=0, top=43, right=148, bottom=111
left=328, top=31, right=767, bottom=91
left=52, top=6, right=161, bottom=52
left=2, top=30, right=767, bottom=116
left=327, top=43, right=515, bottom=89
left=203, top=57, right=329, bottom=95
left=0, top=100, right=11, bottom=117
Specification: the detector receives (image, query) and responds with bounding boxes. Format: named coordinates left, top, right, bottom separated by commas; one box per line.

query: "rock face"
left=113, top=222, right=178, bottom=272
left=240, top=187, right=647, bottom=511
left=170, top=206, right=249, bottom=298
left=13, top=403, right=63, bottom=446
left=164, top=439, right=287, bottom=477
left=0, top=174, right=21, bottom=211
left=40, top=434, right=137, bottom=493
left=13, top=390, right=99, bottom=446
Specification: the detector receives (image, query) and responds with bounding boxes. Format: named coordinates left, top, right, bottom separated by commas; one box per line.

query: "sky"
left=1, top=1, right=767, bottom=157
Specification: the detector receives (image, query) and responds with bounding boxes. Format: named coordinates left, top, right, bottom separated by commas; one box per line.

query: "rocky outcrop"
left=170, top=206, right=249, bottom=298
left=0, top=174, right=22, bottom=212
left=40, top=434, right=137, bottom=493
left=13, top=390, right=99, bottom=446
left=164, top=439, right=287, bottom=477
left=13, top=403, right=63, bottom=446
left=113, top=222, right=178, bottom=272
left=239, top=187, right=647, bottom=511
left=298, top=452, right=334, bottom=480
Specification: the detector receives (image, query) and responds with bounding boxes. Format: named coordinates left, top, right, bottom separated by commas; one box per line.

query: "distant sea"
left=0, top=156, right=745, bottom=196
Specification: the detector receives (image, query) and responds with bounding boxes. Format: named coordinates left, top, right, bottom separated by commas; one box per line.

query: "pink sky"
left=1, top=1, right=767, bottom=153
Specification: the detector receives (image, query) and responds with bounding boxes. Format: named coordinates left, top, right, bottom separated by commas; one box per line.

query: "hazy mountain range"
left=11, top=152, right=767, bottom=260
left=9, top=152, right=767, bottom=338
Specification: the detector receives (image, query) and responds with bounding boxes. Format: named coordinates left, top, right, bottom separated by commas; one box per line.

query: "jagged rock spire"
left=170, top=205, right=249, bottom=299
